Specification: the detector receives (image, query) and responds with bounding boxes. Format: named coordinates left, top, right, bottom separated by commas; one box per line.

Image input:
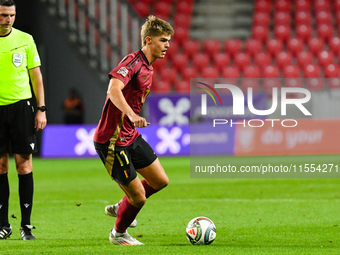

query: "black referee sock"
left=18, top=172, right=34, bottom=227
left=0, top=173, right=10, bottom=227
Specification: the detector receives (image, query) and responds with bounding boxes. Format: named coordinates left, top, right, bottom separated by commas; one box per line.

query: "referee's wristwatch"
left=37, top=106, right=47, bottom=112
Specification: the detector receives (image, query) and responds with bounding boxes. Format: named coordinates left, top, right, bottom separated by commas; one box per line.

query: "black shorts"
left=94, top=135, right=157, bottom=185
left=0, top=99, right=37, bottom=155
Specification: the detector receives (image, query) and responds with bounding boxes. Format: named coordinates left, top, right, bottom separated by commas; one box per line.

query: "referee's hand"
left=35, top=111, right=47, bottom=131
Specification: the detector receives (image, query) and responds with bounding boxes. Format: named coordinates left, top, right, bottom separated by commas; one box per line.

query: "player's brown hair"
left=0, top=0, right=15, bottom=6
left=141, top=15, right=174, bottom=47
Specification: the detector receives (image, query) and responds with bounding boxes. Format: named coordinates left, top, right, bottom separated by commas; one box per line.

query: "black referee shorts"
left=0, top=99, right=37, bottom=155
left=94, top=135, right=157, bottom=185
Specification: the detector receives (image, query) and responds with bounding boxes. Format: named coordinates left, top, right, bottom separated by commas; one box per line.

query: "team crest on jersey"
left=13, top=53, right=23, bottom=67
left=117, top=67, right=128, bottom=77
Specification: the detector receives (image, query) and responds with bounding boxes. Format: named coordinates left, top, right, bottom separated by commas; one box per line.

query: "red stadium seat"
left=274, top=11, right=291, bottom=26
left=240, top=79, right=260, bottom=92
left=303, top=64, right=321, bottom=77
left=172, top=27, right=189, bottom=45
left=262, top=65, right=281, bottom=95
left=275, top=0, right=291, bottom=12
left=234, top=52, right=251, bottom=71
left=317, top=24, right=333, bottom=41
left=284, top=78, right=303, bottom=90
left=157, top=0, right=176, bottom=3
left=222, top=66, right=240, bottom=78
left=324, top=64, right=340, bottom=78
left=335, top=0, right=340, bottom=11
left=160, top=67, right=177, bottom=84
left=274, top=24, right=291, bottom=42
left=266, top=38, right=283, bottom=56
left=181, top=66, right=199, bottom=81
left=153, top=13, right=170, bottom=21
left=295, top=0, right=311, bottom=11
left=152, top=57, right=167, bottom=71
left=203, top=39, right=221, bottom=58
left=316, top=11, right=332, bottom=25
left=243, top=65, right=261, bottom=78
left=154, top=1, right=172, bottom=16
left=314, top=0, right=330, bottom=11
left=297, top=51, right=314, bottom=67
left=221, top=66, right=240, bottom=88
left=132, top=2, right=150, bottom=18
left=253, top=12, right=271, bottom=26
left=307, top=37, right=324, bottom=55
left=130, top=0, right=153, bottom=3
left=213, top=52, right=230, bottom=72
left=245, top=38, right=262, bottom=57
left=329, top=36, right=340, bottom=53
left=174, top=79, right=190, bottom=93
left=174, top=14, right=191, bottom=28
left=283, top=65, right=302, bottom=92
left=254, top=51, right=272, bottom=68
left=252, top=25, right=270, bottom=42
left=287, top=37, right=304, bottom=56
left=328, top=78, right=340, bottom=89
left=283, top=65, right=301, bottom=78
left=172, top=53, right=189, bottom=71
left=306, top=78, right=324, bottom=90
left=296, top=24, right=312, bottom=42
left=275, top=51, right=293, bottom=69
left=255, top=0, right=271, bottom=12
left=153, top=79, right=172, bottom=93
left=202, top=66, right=220, bottom=79
left=182, top=40, right=200, bottom=59
left=192, top=53, right=210, bottom=72
left=295, top=11, right=312, bottom=25
left=224, top=39, right=242, bottom=57
left=176, top=1, right=193, bottom=14
left=263, top=64, right=280, bottom=78
left=317, top=50, right=334, bottom=67
left=336, top=12, right=340, bottom=26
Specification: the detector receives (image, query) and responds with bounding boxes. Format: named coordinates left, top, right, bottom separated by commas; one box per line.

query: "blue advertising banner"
left=41, top=124, right=190, bottom=158
left=190, top=123, right=235, bottom=155
left=147, top=94, right=190, bottom=125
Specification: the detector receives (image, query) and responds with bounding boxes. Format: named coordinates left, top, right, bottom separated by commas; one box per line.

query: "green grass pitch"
left=2, top=155, right=340, bottom=254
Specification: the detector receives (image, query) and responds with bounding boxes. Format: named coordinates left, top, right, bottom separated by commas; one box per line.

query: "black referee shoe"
left=20, top=225, right=36, bottom=240
left=0, top=225, right=12, bottom=239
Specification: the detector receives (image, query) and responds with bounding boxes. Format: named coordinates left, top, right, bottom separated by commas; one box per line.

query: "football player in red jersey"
left=93, top=15, right=174, bottom=245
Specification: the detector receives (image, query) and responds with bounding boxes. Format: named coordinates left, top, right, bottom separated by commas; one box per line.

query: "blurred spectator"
left=62, top=88, right=84, bottom=124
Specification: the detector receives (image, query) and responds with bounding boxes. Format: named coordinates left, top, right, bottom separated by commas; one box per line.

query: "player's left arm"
left=29, top=67, right=47, bottom=131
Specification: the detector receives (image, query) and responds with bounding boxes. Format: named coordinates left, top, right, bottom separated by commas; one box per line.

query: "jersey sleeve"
left=108, top=55, right=136, bottom=85
left=26, top=35, right=41, bottom=69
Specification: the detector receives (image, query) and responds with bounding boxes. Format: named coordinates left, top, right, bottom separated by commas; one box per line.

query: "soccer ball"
left=186, top=216, right=216, bottom=245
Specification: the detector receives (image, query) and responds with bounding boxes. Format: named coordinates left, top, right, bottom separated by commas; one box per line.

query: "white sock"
left=112, top=228, right=125, bottom=237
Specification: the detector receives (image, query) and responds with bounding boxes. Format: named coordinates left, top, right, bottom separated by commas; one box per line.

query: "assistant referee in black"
left=0, top=0, right=47, bottom=240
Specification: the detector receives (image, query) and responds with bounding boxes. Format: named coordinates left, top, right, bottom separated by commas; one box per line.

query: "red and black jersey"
left=94, top=50, right=153, bottom=146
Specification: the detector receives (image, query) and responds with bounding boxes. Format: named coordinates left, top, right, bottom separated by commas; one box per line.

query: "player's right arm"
left=107, top=78, right=149, bottom=128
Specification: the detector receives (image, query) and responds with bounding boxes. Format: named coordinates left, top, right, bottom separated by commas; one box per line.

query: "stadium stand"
left=47, top=0, right=340, bottom=93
